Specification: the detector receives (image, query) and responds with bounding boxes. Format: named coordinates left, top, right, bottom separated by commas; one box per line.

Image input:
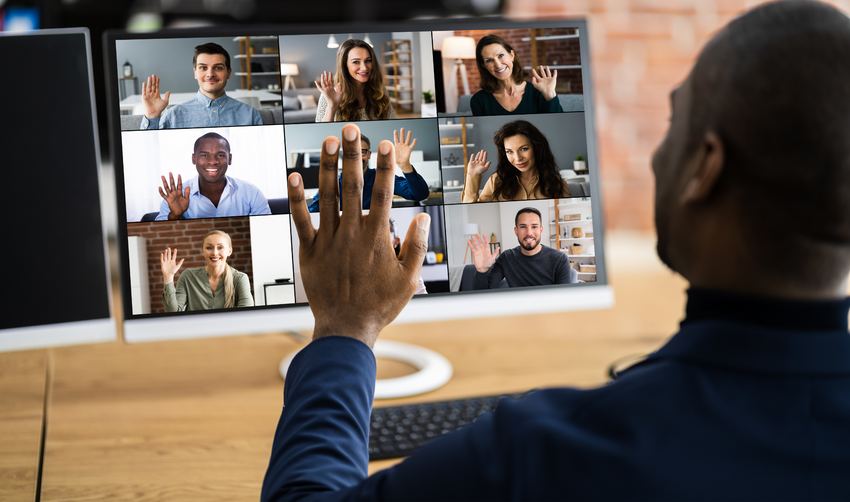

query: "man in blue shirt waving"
left=308, top=128, right=430, bottom=212
left=140, top=43, right=263, bottom=130
left=156, top=132, right=270, bottom=220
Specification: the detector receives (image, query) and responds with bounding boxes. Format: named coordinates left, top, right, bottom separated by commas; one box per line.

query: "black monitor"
left=1, top=28, right=116, bottom=351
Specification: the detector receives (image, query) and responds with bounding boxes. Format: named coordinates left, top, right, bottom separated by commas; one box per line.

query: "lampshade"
left=460, top=223, right=479, bottom=236
left=327, top=34, right=339, bottom=49
left=441, top=36, right=476, bottom=59
left=280, top=63, right=299, bottom=76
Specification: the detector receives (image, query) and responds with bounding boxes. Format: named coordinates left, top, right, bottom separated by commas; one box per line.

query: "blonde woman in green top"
left=160, top=230, right=254, bottom=312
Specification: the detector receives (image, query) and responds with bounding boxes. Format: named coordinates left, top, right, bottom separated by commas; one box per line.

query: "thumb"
left=399, top=213, right=430, bottom=273
left=183, top=186, right=190, bottom=199
left=164, top=91, right=171, bottom=103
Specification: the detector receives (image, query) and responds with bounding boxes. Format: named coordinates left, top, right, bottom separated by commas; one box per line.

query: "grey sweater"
left=473, top=245, right=572, bottom=290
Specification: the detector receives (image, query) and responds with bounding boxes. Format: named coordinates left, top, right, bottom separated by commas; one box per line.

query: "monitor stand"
left=279, top=340, right=453, bottom=399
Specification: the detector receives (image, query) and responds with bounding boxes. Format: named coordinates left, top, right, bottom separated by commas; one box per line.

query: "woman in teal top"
left=470, top=34, right=563, bottom=116
left=160, top=230, right=254, bottom=312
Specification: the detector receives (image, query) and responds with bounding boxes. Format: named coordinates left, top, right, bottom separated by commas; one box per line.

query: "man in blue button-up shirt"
left=140, top=43, right=262, bottom=130
left=156, top=132, right=270, bottom=220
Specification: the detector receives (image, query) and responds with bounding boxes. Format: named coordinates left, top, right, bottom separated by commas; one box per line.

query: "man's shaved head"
left=660, top=0, right=850, bottom=289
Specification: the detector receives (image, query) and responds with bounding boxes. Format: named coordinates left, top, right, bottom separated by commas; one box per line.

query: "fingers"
left=183, top=185, right=191, bottom=199
left=393, top=128, right=399, bottom=145
left=318, top=136, right=341, bottom=232
left=169, top=172, right=176, bottom=192
left=367, top=140, right=395, bottom=235
left=531, top=67, right=541, bottom=80
left=398, top=213, right=431, bottom=276
left=176, top=174, right=183, bottom=195
left=160, top=175, right=171, bottom=196
left=288, top=172, right=317, bottom=246
left=340, top=125, right=364, bottom=226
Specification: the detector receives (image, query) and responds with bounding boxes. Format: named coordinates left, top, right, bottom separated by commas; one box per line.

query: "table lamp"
left=460, top=222, right=480, bottom=264
left=280, top=63, right=299, bottom=90
left=441, top=36, right=476, bottom=96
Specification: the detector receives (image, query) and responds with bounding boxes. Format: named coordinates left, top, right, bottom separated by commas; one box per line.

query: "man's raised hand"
left=288, top=124, right=431, bottom=348
left=141, top=74, right=170, bottom=119
left=158, top=172, right=191, bottom=220
left=468, top=233, right=499, bottom=273
left=393, top=127, right=418, bottom=173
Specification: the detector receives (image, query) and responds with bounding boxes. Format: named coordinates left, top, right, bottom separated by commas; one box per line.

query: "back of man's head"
left=688, top=0, right=850, bottom=287
left=194, top=43, right=231, bottom=70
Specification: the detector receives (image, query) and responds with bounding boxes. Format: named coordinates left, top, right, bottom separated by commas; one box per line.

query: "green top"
left=162, top=267, right=254, bottom=312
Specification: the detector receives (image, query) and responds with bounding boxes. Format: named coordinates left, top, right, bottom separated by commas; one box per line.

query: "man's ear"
left=514, top=227, right=518, bottom=237
left=680, top=131, right=724, bottom=204
left=228, top=154, right=233, bottom=165
left=192, top=153, right=196, bottom=165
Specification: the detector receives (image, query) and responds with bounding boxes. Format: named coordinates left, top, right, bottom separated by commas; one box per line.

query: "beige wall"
left=503, top=0, right=850, bottom=231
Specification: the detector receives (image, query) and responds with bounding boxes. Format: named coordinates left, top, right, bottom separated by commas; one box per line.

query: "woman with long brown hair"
left=160, top=230, right=254, bottom=311
left=462, top=120, right=570, bottom=203
left=314, top=39, right=396, bottom=122
left=470, top=34, right=562, bottom=116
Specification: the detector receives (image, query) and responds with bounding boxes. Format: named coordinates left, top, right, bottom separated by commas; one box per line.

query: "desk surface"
left=10, top=233, right=694, bottom=501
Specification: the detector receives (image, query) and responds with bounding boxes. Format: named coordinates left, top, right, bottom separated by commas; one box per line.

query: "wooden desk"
left=36, top=233, right=690, bottom=501
left=0, top=349, right=48, bottom=502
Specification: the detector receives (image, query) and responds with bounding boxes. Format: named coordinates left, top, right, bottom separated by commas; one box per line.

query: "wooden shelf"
left=383, top=39, right=414, bottom=114
left=234, top=54, right=279, bottom=59
left=552, top=219, right=593, bottom=225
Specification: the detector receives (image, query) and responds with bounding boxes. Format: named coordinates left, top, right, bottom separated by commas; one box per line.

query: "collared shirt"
left=140, top=90, right=263, bottom=129
left=463, top=171, right=570, bottom=203
left=308, top=166, right=430, bottom=212
left=155, top=175, right=271, bottom=220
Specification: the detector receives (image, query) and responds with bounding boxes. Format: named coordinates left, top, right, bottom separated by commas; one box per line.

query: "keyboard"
left=368, top=392, right=529, bottom=461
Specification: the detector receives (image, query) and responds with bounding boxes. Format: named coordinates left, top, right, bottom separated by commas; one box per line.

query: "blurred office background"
left=2, top=0, right=842, bottom=233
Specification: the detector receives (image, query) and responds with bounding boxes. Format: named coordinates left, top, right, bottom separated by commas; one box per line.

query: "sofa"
left=281, top=88, right=323, bottom=124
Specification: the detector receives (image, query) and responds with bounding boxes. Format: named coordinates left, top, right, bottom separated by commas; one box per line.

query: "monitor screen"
left=0, top=28, right=115, bottom=351
left=104, top=20, right=612, bottom=343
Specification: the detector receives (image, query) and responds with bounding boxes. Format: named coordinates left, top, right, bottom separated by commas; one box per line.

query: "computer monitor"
left=1, top=28, right=116, bottom=352
left=104, top=20, right=612, bottom=396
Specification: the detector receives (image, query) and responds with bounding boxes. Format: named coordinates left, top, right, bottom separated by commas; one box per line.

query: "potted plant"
left=574, top=154, right=587, bottom=172
left=421, top=90, right=437, bottom=117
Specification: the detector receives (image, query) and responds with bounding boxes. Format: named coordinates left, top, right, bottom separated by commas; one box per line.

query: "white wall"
left=249, top=215, right=294, bottom=306
left=121, top=125, right=287, bottom=222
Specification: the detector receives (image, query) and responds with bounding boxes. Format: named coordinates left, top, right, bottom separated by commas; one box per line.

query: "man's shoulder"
left=538, top=245, right=567, bottom=261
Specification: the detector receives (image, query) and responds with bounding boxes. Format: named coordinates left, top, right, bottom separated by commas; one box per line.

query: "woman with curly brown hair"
left=470, top=34, right=562, bottom=116
left=314, top=39, right=397, bottom=122
left=462, top=120, right=570, bottom=203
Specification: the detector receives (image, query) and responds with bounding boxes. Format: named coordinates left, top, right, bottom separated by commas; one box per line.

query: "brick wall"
left=502, top=0, right=850, bottom=231
left=452, top=27, right=583, bottom=97
left=128, top=217, right=253, bottom=314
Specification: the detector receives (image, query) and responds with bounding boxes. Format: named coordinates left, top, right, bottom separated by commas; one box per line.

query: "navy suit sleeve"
left=261, top=336, right=376, bottom=501
left=260, top=334, right=524, bottom=502
left=394, top=168, right=429, bottom=202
